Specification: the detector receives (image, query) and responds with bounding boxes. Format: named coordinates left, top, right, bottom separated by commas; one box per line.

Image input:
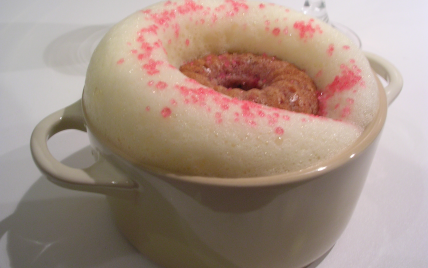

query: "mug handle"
left=364, top=51, right=403, bottom=106
left=30, top=100, right=137, bottom=199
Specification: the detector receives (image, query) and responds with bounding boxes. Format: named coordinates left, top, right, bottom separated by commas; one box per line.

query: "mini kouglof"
left=82, top=0, right=379, bottom=177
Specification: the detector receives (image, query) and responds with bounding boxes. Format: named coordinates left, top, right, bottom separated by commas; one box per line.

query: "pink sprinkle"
left=224, top=0, right=249, bottom=15
left=275, top=127, right=284, bottom=135
left=341, top=106, right=351, bottom=117
left=170, top=99, right=177, bottom=105
left=318, top=64, right=363, bottom=116
left=185, top=39, right=190, bottom=46
left=176, top=0, right=204, bottom=14
left=221, top=103, right=229, bottom=110
left=259, top=3, right=265, bottom=8
left=143, top=59, right=163, bottom=75
left=283, top=27, right=289, bottom=35
left=161, top=107, right=172, bottom=118
left=146, top=106, right=151, bottom=111
left=272, top=28, right=281, bottom=36
left=268, top=116, right=278, bottom=126
left=293, top=20, right=322, bottom=40
left=247, top=120, right=257, bottom=126
left=156, top=81, right=168, bottom=89
left=116, top=58, right=124, bottom=64
left=173, top=23, right=180, bottom=38
left=140, top=24, right=159, bottom=34
left=131, top=49, right=138, bottom=54
left=327, top=44, right=334, bottom=56
left=343, top=45, right=350, bottom=50
left=282, top=115, right=290, bottom=121
left=153, top=41, right=162, bottom=48
left=215, top=112, right=222, bottom=124
left=330, top=66, right=361, bottom=92
left=147, top=80, right=154, bottom=86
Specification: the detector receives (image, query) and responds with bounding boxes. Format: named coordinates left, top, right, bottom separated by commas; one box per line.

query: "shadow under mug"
left=30, top=52, right=402, bottom=268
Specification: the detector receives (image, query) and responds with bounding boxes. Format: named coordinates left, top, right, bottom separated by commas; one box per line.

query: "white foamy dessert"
left=82, top=0, right=379, bottom=177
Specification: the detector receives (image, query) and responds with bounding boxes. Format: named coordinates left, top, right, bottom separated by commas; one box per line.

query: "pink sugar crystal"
left=275, top=127, right=284, bottom=135
left=156, top=81, right=168, bottom=89
left=293, top=19, right=322, bottom=40
left=327, top=44, right=334, bottom=56
left=161, top=107, right=172, bottom=117
left=341, top=106, right=351, bottom=117
left=272, top=27, right=280, bottom=36
left=143, top=59, right=163, bottom=75
left=173, top=23, right=180, bottom=38
left=215, top=112, right=223, bottom=123
left=225, top=0, right=249, bottom=14
left=177, top=0, right=204, bottom=14
left=318, top=64, right=363, bottom=116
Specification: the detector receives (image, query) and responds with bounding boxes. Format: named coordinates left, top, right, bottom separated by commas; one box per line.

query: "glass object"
left=302, top=0, right=362, bottom=48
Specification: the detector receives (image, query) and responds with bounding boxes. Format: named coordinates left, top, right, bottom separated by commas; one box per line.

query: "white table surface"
left=1, top=0, right=427, bottom=267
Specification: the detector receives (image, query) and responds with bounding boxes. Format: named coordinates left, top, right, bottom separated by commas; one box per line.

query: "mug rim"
left=84, top=74, right=387, bottom=188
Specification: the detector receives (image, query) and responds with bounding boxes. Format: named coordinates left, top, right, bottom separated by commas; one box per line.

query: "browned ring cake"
left=180, top=52, right=319, bottom=114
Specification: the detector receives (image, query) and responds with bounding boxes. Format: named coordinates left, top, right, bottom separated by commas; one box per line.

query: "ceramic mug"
left=31, top=52, right=402, bottom=268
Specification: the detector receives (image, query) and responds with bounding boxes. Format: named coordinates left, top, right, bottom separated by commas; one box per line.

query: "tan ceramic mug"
left=31, top=52, right=402, bottom=268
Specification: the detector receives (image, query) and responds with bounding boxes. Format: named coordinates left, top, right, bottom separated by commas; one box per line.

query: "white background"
left=1, top=0, right=427, bottom=267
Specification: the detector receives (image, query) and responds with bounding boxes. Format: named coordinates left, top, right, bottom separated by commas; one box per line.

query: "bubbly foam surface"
left=83, top=0, right=379, bottom=177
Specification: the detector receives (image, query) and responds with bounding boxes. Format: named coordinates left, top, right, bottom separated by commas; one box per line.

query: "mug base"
left=304, top=245, right=334, bottom=268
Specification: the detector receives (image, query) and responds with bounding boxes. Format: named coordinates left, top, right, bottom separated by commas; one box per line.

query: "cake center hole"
left=219, top=75, right=261, bottom=91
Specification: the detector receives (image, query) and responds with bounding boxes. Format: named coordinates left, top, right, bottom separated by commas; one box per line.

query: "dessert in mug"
left=82, top=0, right=379, bottom=177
